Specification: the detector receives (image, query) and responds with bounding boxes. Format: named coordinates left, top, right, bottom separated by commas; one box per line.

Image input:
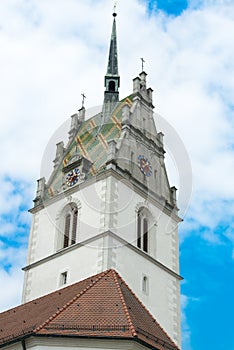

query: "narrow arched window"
left=143, top=218, right=148, bottom=253
left=142, top=275, right=148, bottom=293
left=136, top=208, right=151, bottom=253
left=71, top=209, right=78, bottom=245
left=63, top=214, right=71, bottom=248
left=60, top=203, right=78, bottom=250
left=108, top=80, right=115, bottom=92
left=137, top=212, right=141, bottom=249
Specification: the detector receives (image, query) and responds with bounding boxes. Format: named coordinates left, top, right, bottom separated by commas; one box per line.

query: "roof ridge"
left=34, top=270, right=110, bottom=334
left=110, top=270, right=137, bottom=337
left=113, top=270, right=179, bottom=350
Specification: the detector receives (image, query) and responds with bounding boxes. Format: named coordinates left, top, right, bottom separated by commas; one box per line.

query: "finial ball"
left=113, top=12, right=117, bottom=17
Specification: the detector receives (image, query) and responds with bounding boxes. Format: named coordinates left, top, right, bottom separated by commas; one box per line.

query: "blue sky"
left=147, top=0, right=189, bottom=15
left=0, top=0, right=234, bottom=349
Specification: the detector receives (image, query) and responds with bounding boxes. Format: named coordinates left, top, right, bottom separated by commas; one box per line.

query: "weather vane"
left=81, top=93, right=86, bottom=108
left=140, top=57, right=145, bottom=72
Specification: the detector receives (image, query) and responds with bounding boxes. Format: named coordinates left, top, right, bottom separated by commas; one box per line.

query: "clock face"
left=66, top=168, right=81, bottom=187
left=138, top=155, right=152, bottom=177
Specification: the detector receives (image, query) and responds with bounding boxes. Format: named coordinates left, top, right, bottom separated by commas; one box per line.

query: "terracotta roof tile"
left=114, top=272, right=179, bottom=349
left=0, top=269, right=179, bottom=350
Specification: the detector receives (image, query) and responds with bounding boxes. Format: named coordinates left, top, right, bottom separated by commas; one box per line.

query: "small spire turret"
left=104, top=12, right=120, bottom=106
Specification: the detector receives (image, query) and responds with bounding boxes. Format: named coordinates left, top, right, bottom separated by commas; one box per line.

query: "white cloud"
left=0, top=178, right=32, bottom=215
left=0, top=266, right=24, bottom=312
left=0, top=243, right=26, bottom=311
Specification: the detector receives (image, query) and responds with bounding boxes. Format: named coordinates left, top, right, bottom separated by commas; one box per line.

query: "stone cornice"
left=22, top=230, right=183, bottom=281
left=30, top=168, right=181, bottom=223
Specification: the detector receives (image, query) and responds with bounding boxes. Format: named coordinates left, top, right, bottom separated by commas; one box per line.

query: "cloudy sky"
left=0, top=0, right=234, bottom=349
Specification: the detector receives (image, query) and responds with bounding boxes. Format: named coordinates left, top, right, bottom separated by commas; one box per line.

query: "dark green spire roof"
left=104, top=13, right=120, bottom=106
left=106, top=13, right=119, bottom=77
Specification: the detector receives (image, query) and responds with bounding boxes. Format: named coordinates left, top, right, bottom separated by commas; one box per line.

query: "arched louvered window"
left=63, top=214, right=71, bottom=248
left=143, top=218, right=148, bottom=253
left=60, top=204, right=78, bottom=249
left=137, top=212, right=141, bottom=249
left=137, top=208, right=150, bottom=253
left=71, top=209, right=78, bottom=245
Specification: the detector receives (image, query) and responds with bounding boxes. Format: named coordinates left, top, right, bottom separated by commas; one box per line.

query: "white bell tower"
left=22, top=12, right=182, bottom=347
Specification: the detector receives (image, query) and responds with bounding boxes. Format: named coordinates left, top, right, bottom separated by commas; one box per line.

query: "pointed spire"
left=104, top=12, right=120, bottom=105
left=106, top=13, right=119, bottom=77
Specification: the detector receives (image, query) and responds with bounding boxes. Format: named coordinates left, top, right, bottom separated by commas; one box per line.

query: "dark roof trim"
left=22, top=230, right=183, bottom=280
left=0, top=333, right=178, bottom=350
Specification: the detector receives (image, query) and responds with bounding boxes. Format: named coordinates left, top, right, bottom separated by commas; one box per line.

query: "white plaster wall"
left=112, top=238, right=181, bottom=346
left=25, top=173, right=179, bottom=298
left=23, top=240, right=101, bottom=302
left=113, top=179, right=179, bottom=272
left=28, top=180, right=105, bottom=264
left=3, top=337, right=149, bottom=350
left=2, top=343, right=22, bottom=350
left=28, top=172, right=178, bottom=272
left=24, top=337, right=149, bottom=350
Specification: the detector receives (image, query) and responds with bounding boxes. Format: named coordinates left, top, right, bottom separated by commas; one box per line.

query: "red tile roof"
left=0, top=270, right=179, bottom=350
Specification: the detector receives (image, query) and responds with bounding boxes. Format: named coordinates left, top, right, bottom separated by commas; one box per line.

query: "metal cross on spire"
left=113, top=0, right=118, bottom=15
left=140, top=57, right=145, bottom=72
left=81, top=93, right=86, bottom=108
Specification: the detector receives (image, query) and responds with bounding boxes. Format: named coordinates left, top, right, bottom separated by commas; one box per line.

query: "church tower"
left=21, top=12, right=182, bottom=347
